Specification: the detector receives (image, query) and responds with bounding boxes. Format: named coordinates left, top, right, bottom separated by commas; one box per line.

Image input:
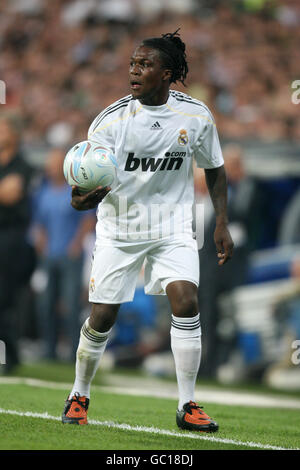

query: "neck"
left=139, top=88, right=169, bottom=106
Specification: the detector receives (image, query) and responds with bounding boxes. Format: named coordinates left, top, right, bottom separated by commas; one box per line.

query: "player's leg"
left=144, top=241, right=202, bottom=410
left=166, top=280, right=218, bottom=432
left=62, top=241, right=146, bottom=425
left=145, top=237, right=218, bottom=432
left=166, top=280, right=201, bottom=407
left=71, top=302, right=119, bottom=397
left=62, top=302, right=119, bottom=425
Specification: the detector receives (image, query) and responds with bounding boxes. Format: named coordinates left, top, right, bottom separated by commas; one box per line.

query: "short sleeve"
left=87, top=114, right=115, bottom=153
left=193, top=118, right=224, bottom=169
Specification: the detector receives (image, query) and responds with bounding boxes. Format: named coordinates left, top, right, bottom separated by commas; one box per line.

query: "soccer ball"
left=63, top=140, right=117, bottom=193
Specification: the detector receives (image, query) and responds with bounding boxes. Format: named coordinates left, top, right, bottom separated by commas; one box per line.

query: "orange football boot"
left=176, top=401, right=219, bottom=432
left=62, top=392, right=89, bottom=425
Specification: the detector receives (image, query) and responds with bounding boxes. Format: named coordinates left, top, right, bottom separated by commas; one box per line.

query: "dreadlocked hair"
left=142, top=29, right=188, bottom=86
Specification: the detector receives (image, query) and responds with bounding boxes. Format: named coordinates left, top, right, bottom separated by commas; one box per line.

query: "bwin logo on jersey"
left=125, top=153, right=184, bottom=172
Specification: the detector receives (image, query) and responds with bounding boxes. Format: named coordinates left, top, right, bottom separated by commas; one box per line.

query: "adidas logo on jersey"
left=150, top=121, right=162, bottom=130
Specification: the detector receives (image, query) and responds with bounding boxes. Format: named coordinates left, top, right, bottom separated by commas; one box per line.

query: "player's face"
left=129, top=46, right=171, bottom=105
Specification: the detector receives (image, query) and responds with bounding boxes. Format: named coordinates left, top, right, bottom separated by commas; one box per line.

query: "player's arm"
left=71, top=185, right=111, bottom=211
left=204, top=164, right=234, bottom=265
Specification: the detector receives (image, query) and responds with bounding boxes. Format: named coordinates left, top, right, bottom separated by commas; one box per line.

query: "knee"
left=172, top=294, right=198, bottom=318
left=89, top=303, right=120, bottom=332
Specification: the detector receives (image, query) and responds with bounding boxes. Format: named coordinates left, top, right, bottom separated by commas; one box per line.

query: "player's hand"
left=214, top=223, right=234, bottom=266
left=71, top=185, right=111, bottom=211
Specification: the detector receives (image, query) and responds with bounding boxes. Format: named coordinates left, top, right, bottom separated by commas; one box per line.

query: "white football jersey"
left=88, top=90, right=224, bottom=243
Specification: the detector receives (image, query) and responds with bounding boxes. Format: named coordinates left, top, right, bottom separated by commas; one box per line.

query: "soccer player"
left=62, top=31, right=234, bottom=432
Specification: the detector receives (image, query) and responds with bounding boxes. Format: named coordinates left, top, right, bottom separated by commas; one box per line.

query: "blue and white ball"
left=63, top=140, right=117, bottom=193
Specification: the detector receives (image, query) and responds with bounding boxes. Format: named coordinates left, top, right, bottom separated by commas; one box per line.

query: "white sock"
left=70, top=318, right=111, bottom=399
left=170, top=313, right=202, bottom=411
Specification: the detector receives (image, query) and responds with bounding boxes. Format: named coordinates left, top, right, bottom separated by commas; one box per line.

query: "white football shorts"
left=89, top=235, right=199, bottom=304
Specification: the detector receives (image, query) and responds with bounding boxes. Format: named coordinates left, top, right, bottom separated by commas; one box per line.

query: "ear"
left=162, top=69, right=172, bottom=82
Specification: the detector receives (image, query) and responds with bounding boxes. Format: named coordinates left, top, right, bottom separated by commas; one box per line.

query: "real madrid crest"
left=178, top=129, right=188, bottom=146
left=89, top=277, right=95, bottom=293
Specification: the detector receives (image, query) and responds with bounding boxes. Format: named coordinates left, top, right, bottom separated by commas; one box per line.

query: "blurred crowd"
left=0, top=0, right=300, bottom=386
left=0, top=0, right=300, bottom=148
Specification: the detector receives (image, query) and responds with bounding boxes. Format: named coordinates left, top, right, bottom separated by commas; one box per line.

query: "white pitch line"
left=0, top=407, right=297, bottom=451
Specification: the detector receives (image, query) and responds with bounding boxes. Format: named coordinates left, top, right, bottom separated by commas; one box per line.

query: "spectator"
left=31, top=148, right=96, bottom=361
left=278, top=187, right=300, bottom=246
left=0, top=114, right=36, bottom=373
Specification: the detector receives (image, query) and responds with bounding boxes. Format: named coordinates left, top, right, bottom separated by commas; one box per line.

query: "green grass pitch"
left=1, top=379, right=300, bottom=451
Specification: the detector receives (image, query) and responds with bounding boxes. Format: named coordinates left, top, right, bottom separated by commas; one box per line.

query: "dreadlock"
left=142, top=29, right=188, bottom=86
